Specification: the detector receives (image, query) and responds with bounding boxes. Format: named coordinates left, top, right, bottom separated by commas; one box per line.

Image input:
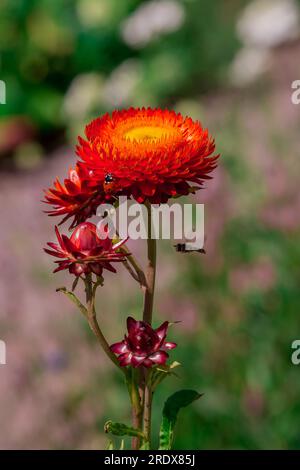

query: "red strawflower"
left=43, top=164, right=112, bottom=228
left=110, top=316, right=177, bottom=368
left=77, top=107, right=219, bottom=204
left=44, top=222, right=128, bottom=276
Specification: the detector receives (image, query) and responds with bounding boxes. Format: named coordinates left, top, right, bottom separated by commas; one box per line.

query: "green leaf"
left=159, top=389, right=202, bottom=450
left=151, top=361, right=181, bottom=390
left=104, top=420, right=145, bottom=439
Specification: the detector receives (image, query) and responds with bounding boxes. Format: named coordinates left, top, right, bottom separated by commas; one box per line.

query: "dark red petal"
left=142, top=358, right=153, bottom=368
left=55, top=225, right=66, bottom=250
left=127, top=316, right=137, bottom=335
left=69, top=263, right=88, bottom=276
left=148, top=350, right=169, bottom=365
left=155, top=321, right=169, bottom=345
left=118, top=352, right=133, bottom=367
left=47, top=242, right=61, bottom=251
left=103, top=262, right=117, bottom=273
left=110, top=341, right=128, bottom=354
left=64, top=180, right=79, bottom=194
left=90, top=263, right=103, bottom=276
left=44, top=248, right=66, bottom=258
left=53, top=261, right=70, bottom=273
left=131, top=354, right=147, bottom=367
left=163, top=342, right=177, bottom=350
left=61, top=234, right=77, bottom=253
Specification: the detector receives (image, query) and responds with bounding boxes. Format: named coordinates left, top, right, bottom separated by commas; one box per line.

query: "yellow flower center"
left=124, top=126, right=173, bottom=142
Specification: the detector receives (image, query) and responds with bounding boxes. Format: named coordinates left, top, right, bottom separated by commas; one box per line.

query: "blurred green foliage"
left=0, top=0, right=242, bottom=147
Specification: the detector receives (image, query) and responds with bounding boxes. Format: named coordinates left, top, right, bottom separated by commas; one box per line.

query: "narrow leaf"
left=159, top=389, right=202, bottom=450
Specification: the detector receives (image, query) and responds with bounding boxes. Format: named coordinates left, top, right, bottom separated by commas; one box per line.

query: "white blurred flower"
left=121, top=0, right=185, bottom=49
left=63, top=73, right=104, bottom=119
left=237, top=0, right=300, bottom=48
left=103, top=59, right=142, bottom=107
left=229, top=47, right=271, bottom=87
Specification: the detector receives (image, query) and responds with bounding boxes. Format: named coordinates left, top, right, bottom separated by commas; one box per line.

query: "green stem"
left=84, top=275, right=125, bottom=372
left=128, top=369, right=143, bottom=450
left=143, top=201, right=157, bottom=325
left=142, top=369, right=153, bottom=447
left=141, top=202, right=157, bottom=447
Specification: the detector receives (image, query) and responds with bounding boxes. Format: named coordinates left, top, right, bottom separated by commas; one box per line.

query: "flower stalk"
left=128, top=369, right=143, bottom=449
left=84, top=275, right=122, bottom=370
left=142, top=369, right=153, bottom=448
left=142, top=201, right=157, bottom=445
left=143, top=201, right=157, bottom=325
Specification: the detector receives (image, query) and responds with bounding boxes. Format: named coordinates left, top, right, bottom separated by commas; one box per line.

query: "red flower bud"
left=110, top=316, right=177, bottom=368
left=44, top=222, right=128, bottom=276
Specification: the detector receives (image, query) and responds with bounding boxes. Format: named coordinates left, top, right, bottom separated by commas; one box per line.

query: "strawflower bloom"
left=77, top=108, right=218, bottom=204
left=110, top=316, right=177, bottom=367
left=44, top=222, right=128, bottom=276
left=44, top=108, right=218, bottom=227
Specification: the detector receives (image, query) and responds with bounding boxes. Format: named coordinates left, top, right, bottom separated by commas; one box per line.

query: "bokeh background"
left=0, top=0, right=300, bottom=449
